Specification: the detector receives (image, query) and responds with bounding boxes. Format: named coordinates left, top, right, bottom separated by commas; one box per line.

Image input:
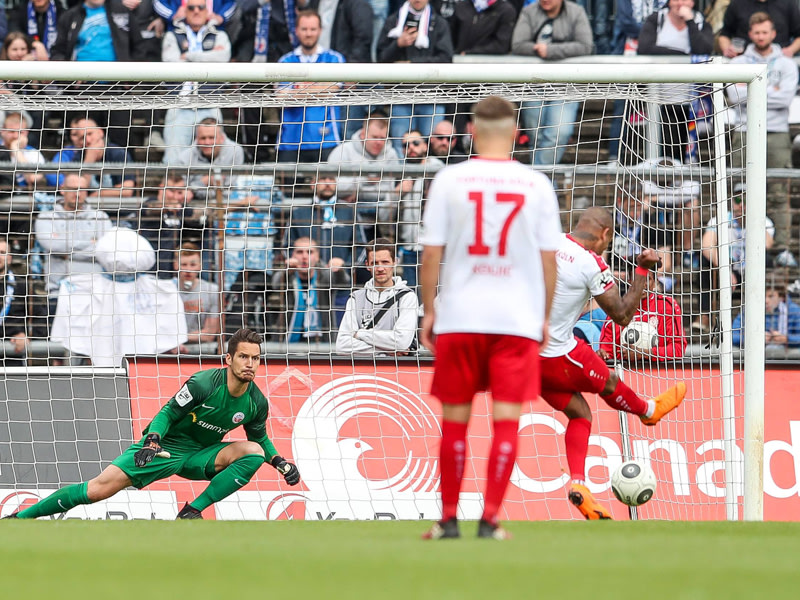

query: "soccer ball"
left=611, top=460, right=657, bottom=507
left=621, top=319, right=658, bottom=351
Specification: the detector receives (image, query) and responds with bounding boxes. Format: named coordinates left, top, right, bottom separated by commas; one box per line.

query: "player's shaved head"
left=572, top=207, right=614, bottom=252
left=577, top=207, right=613, bottom=232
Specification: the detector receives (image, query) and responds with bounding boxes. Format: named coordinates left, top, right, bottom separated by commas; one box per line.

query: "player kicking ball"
left=541, top=207, right=686, bottom=520
left=419, top=96, right=562, bottom=539
left=4, top=328, right=300, bottom=520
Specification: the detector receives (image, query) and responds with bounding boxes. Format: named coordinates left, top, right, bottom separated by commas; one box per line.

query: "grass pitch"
left=3, top=520, right=798, bottom=600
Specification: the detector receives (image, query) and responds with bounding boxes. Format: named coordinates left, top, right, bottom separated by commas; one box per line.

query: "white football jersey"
left=420, top=158, right=562, bottom=340
left=541, top=234, right=616, bottom=357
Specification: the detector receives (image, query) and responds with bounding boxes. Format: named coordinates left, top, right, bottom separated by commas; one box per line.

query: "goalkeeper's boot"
left=2, top=512, right=19, bottom=519
left=640, top=382, right=687, bottom=426
left=477, top=519, right=512, bottom=540
left=421, top=517, right=460, bottom=540
left=176, top=503, right=203, bottom=520
left=568, top=483, right=612, bottom=520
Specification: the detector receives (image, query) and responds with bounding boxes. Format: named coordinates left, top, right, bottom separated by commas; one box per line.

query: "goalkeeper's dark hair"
left=228, top=328, right=263, bottom=356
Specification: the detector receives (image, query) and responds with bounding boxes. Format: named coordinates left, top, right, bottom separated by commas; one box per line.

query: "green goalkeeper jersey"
left=143, top=368, right=278, bottom=460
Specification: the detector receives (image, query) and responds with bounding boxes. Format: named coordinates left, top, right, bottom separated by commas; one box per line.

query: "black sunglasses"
left=187, top=4, right=207, bottom=10
left=403, top=139, right=424, bottom=149
left=431, top=135, right=450, bottom=141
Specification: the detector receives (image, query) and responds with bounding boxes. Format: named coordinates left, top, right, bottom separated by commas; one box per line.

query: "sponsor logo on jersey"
left=175, top=385, right=193, bottom=407
left=232, top=412, right=245, bottom=424
left=197, top=420, right=229, bottom=435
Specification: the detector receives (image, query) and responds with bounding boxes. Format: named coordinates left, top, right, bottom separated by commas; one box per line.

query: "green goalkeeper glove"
left=134, top=433, right=163, bottom=467
left=271, top=455, right=300, bottom=486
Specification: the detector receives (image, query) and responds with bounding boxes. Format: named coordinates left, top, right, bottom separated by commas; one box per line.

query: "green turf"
left=3, top=520, right=799, bottom=599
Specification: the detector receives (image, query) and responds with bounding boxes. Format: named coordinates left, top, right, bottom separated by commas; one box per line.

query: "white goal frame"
left=0, top=61, right=768, bottom=521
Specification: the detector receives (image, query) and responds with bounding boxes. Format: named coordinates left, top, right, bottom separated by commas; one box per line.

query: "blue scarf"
left=27, top=1, right=58, bottom=52
left=289, top=273, right=321, bottom=342
left=0, top=271, right=15, bottom=325
left=253, top=0, right=297, bottom=62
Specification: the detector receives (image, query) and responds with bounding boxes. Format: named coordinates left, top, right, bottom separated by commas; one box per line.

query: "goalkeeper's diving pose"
left=542, top=207, right=685, bottom=520
left=5, top=328, right=300, bottom=520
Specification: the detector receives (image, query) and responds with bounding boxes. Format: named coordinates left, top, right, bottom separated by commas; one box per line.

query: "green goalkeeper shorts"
left=112, top=438, right=232, bottom=489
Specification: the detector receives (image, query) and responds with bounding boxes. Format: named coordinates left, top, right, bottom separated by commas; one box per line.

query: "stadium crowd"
left=0, top=0, right=799, bottom=362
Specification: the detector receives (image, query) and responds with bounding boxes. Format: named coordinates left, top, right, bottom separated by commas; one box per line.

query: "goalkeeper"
left=5, top=328, right=300, bottom=520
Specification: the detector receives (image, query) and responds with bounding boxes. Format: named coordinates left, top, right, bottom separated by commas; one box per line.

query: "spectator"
left=154, top=0, right=236, bottom=28
left=732, top=282, right=800, bottom=349
left=1, top=30, right=48, bottom=61
left=161, top=0, right=231, bottom=162
left=428, top=119, right=468, bottom=164
left=284, top=174, right=367, bottom=268
left=727, top=12, right=797, bottom=267
left=50, top=228, right=187, bottom=366
left=34, top=173, right=113, bottom=319
left=606, top=0, right=650, bottom=161
left=0, top=110, right=45, bottom=190
left=275, top=10, right=345, bottom=164
left=0, top=236, right=45, bottom=365
left=637, top=0, right=713, bottom=164
left=128, top=170, right=205, bottom=278
left=49, top=0, right=144, bottom=62
left=174, top=243, right=222, bottom=352
left=307, top=0, right=373, bottom=62
left=123, top=0, right=164, bottom=62
left=46, top=116, right=136, bottom=197
left=511, top=0, right=592, bottom=166
left=695, top=185, right=774, bottom=332
left=269, top=236, right=351, bottom=343
left=9, top=0, right=62, bottom=58
left=336, top=237, right=419, bottom=354
left=719, top=0, right=800, bottom=57
left=637, top=165, right=700, bottom=271
left=599, top=269, right=687, bottom=362
left=326, top=109, right=402, bottom=227
left=449, top=0, right=515, bottom=55
left=170, top=117, right=245, bottom=201
left=0, top=7, right=8, bottom=45
left=378, top=129, right=442, bottom=291
left=377, top=0, right=453, bottom=152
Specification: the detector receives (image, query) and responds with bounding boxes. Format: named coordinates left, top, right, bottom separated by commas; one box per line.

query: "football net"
left=0, top=62, right=766, bottom=521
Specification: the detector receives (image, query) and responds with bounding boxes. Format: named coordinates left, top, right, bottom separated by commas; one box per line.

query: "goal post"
left=0, top=61, right=768, bottom=521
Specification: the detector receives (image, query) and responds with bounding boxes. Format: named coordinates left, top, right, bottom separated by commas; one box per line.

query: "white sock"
left=644, top=400, right=656, bottom=418
left=572, top=479, right=586, bottom=487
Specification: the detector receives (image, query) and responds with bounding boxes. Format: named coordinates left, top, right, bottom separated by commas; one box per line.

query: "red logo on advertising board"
left=0, top=491, right=41, bottom=517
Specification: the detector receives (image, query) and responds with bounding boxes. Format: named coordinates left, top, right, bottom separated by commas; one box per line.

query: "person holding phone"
left=377, top=0, right=453, bottom=154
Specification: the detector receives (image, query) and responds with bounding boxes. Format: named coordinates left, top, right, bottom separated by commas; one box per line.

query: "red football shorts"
left=540, top=338, right=610, bottom=411
left=430, top=333, right=541, bottom=405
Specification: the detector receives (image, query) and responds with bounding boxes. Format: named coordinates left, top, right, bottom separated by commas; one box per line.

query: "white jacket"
left=728, top=43, right=798, bottom=133
left=336, top=277, right=419, bottom=354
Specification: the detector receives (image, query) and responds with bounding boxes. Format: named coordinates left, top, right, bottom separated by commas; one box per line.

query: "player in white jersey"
left=541, top=207, right=686, bottom=520
left=419, top=96, right=561, bottom=540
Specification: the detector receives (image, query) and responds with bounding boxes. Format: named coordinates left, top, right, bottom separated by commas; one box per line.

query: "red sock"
left=600, top=379, right=648, bottom=415
left=565, top=417, right=592, bottom=481
left=481, top=420, right=519, bottom=524
left=440, top=419, right=468, bottom=522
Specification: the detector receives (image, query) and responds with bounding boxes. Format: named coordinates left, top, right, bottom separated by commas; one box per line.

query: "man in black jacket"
left=308, top=0, right=373, bottom=62
left=50, top=0, right=145, bottom=61
left=377, top=0, right=453, bottom=153
left=9, top=0, right=64, bottom=57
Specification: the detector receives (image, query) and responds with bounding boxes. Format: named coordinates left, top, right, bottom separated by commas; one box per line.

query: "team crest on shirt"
left=232, top=412, right=245, bottom=424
